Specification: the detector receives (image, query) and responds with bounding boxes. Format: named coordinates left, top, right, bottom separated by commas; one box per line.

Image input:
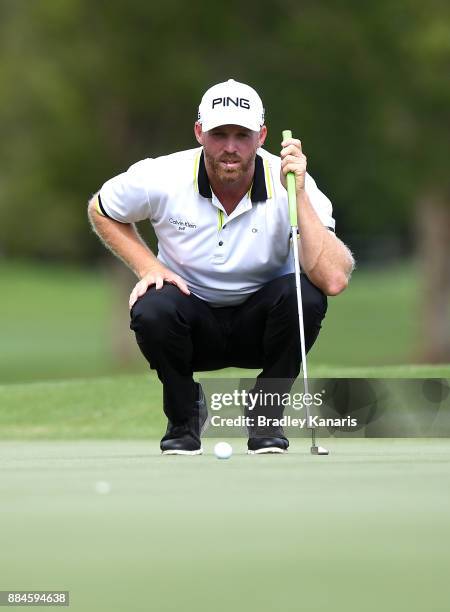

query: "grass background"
left=1, top=368, right=450, bottom=440
left=2, top=257, right=448, bottom=441
left=1, top=258, right=448, bottom=440
left=0, top=259, right=427, bottom=384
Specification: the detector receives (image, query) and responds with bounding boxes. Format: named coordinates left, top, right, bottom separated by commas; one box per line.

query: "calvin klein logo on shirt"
left=169, top=218, right=197, bottom=231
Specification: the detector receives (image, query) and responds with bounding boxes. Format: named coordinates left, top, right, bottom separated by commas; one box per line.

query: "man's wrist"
left=137, top=262, right=161, bottom=280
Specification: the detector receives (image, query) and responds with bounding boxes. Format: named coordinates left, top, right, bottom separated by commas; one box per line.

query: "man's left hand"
left=280, top=137, right=307, bottom=193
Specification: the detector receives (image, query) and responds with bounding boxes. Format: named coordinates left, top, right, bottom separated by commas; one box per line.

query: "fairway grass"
left=1, top=365, right=449, bottom=440
left=1, top=439, right=449, bottom=612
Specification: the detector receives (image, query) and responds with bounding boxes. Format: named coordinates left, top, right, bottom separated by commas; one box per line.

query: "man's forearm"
left=87, top=197, right=158, bottom=279
left=296, top=191, right=354, bottom=296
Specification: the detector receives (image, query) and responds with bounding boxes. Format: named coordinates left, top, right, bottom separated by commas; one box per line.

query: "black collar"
left=197, top=150, right=268, bottom=203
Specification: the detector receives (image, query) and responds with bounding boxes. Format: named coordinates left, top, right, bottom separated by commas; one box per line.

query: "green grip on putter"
left=282, top=129, right=298, bottom=227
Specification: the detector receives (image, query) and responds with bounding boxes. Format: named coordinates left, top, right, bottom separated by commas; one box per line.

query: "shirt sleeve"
left=305, top=173, right=336, bottom=232
left=98, top=159, right=152, bottom=223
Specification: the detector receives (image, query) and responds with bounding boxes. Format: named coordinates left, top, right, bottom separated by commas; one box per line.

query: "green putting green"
left=1, top=439, right=449, bottom=612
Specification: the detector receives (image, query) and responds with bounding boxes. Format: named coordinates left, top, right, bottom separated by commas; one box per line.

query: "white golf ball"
left=94, top=481, right=111, bottom=495
left=214, top=441, right=233, bottom=460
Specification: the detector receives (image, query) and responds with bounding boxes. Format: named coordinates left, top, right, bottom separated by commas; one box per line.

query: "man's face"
left=195, top=123, right=267, bottom=184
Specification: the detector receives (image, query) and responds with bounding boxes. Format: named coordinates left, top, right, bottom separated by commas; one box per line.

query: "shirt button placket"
left=213, top=223, right=228, bottom=262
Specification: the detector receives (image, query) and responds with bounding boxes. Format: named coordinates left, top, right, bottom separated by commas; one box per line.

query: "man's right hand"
left=129, top=264, right=190, bottom=309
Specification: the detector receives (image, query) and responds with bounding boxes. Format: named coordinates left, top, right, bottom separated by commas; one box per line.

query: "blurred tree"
left=400, top=3, right=450, bottom=362
left=365, top=0, right=450, bottom=361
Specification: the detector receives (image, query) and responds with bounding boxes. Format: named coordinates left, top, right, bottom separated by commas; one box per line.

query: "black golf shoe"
left=247, top=435, right=289, bottom=454
left=245, top=406, right=289, bottom=454
left=161, top=383, right=209, bottom=455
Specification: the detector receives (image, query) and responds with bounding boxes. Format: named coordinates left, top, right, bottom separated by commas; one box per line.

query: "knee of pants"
left=271, top=274, right=327, bottom=325
left=300, top=275, right=328, bottom=324
left=130, top=286, right=180, bottom=342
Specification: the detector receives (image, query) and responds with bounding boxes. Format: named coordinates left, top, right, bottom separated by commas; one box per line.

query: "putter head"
left=311, top=445, right=329, bottom=455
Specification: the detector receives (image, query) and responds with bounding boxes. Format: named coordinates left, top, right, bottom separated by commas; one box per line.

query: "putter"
left=282, top=130, right=329, bottom=456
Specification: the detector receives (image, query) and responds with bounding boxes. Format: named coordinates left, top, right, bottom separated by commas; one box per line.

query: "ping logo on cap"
left=211, top=97, right=251, bottom=110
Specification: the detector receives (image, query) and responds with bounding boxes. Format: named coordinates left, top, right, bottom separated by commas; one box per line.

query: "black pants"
left=130, top=274, right=327, bottom=425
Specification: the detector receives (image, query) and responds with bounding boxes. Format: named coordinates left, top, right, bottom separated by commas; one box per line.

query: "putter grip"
left=282, top=130, right=298, bottom=226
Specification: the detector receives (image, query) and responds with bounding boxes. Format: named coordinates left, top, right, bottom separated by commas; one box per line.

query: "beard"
left=204, top=149, right=256, bottom=184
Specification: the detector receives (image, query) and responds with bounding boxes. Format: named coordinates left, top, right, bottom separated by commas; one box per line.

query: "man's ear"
left=194, top=122, right=203, bottom=145
left=258, top=125, right=268, bottom=147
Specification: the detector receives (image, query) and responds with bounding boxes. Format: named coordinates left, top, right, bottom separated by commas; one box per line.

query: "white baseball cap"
left=198, top=79, right=265, bottom=132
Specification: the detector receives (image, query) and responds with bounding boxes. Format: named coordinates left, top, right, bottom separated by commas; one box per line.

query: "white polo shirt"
left=98, top=147, right=335, bottom=306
